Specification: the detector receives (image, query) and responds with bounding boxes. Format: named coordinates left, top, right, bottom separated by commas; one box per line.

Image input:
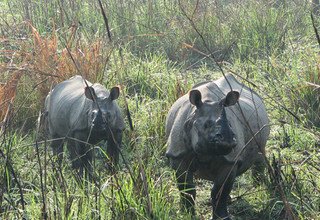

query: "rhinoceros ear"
left=189, top=89, right=203, bottom=108
left=109, top=86, right=120, bottom=101
left=84, top=86, right=97, bottom=101
left=221, top=91, right=239, bottom=107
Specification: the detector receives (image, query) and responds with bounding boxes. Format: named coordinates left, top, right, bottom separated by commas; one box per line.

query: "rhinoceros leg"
left=106, top=140, right=119, bottom=172
left=67, top=139, right=81, bottom=171
left=211, top=166, right=237, bottom=220
left=172, top=156, right=197, bottom=214
left=105, top=130, right=122, bottom=173
left=68, top=133, right=93, bottom=177
left=50, top=134, right=64, bottom=166
left=176, top=169, right=196, bottom=214
left=79, top=144, right=93, bottom=177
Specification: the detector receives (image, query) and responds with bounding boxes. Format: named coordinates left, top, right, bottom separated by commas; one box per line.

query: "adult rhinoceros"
left=45, top=75, right=124, bottom=175
left=165, top=74, right=270, bottom=219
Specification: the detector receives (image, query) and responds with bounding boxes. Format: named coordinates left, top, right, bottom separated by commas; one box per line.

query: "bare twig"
left=97, top=0, right=112, bottom=42
left=311, top=12, right=320, bottom=48
left=306, top=81, right=320, bottom=89
left=35, top=111, right=47, bottom=219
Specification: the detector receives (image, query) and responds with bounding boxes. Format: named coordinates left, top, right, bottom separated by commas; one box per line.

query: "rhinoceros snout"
left=209, top=133, right=236, bottom=146
left=219, top=139, right=237, bottom=149
left=208, top=135, right=237, bottom=155
left=211, top=133, right=223, bottom=143
left=217, top=137, right=237, bottom=149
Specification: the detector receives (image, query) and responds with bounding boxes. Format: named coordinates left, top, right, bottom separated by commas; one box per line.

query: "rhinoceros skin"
left=165, top=74, right=269, bottom=219
left=45, top=75, right=124, bottom=175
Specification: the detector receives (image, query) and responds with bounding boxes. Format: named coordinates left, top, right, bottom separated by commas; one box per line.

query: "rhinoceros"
left=165, top=74, right=270, bottom=219
left=45, top=75, right=124, bottom=175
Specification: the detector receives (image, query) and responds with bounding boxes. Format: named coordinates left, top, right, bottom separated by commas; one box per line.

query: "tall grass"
left=2, top=0, right=311, bottom=63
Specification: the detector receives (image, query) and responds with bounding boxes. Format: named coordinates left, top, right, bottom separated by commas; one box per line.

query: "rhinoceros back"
left=46, top=75, right=93, bottom=137
left=213, top=74, right=269, bottom=133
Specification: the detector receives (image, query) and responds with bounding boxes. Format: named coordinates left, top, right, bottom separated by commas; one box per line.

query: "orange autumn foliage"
left=0, top=72, right=23, bottom=122
left=25, top=24, right=107, bottom=100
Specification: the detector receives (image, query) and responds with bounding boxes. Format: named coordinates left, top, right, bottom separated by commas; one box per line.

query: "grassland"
left=0, top=0, right=319, bottom=219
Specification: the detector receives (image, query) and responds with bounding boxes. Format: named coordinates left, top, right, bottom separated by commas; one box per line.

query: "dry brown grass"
left=0, top=23, right=110, bottom=115
left=0, top=71, right=22, bottom=123
left=24, top=24, right=108, bottom=98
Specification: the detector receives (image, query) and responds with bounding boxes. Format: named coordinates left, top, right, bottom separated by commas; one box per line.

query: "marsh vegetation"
left=0, top=0, right=319, bottom=219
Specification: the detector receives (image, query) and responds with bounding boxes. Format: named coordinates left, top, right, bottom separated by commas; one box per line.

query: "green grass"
left=1, top=0, right=320, bottom=219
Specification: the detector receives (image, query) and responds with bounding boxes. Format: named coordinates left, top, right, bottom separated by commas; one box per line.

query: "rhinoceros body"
left=45, top=75, right=124, bottom=175
left=165, top=74, right=269, bottom=219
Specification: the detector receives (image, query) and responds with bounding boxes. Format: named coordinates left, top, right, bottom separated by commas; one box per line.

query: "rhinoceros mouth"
left=214, top=146, right=233, bottom=155
left=91, top=123, right=107, bottom=133
left=193, top=140, right=235, bottom=156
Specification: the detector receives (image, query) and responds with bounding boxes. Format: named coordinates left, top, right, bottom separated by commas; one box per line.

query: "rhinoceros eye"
left=204, top=120, right=215, bottom=129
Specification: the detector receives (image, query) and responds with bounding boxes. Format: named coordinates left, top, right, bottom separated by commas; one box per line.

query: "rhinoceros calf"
left=165, top=74, right=269, bottom=219
left=45, top=75, right=124, bottom=175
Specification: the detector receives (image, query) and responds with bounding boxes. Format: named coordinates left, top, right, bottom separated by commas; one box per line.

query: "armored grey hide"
left=165, top=74, right=270, bottom=219
left=45, top=75, right=124, bottom=174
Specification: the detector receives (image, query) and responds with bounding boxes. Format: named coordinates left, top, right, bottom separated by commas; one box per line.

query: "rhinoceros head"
left=185, top=90, right=239, bottom=156
left=84, top=86, right=122, bottom=138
